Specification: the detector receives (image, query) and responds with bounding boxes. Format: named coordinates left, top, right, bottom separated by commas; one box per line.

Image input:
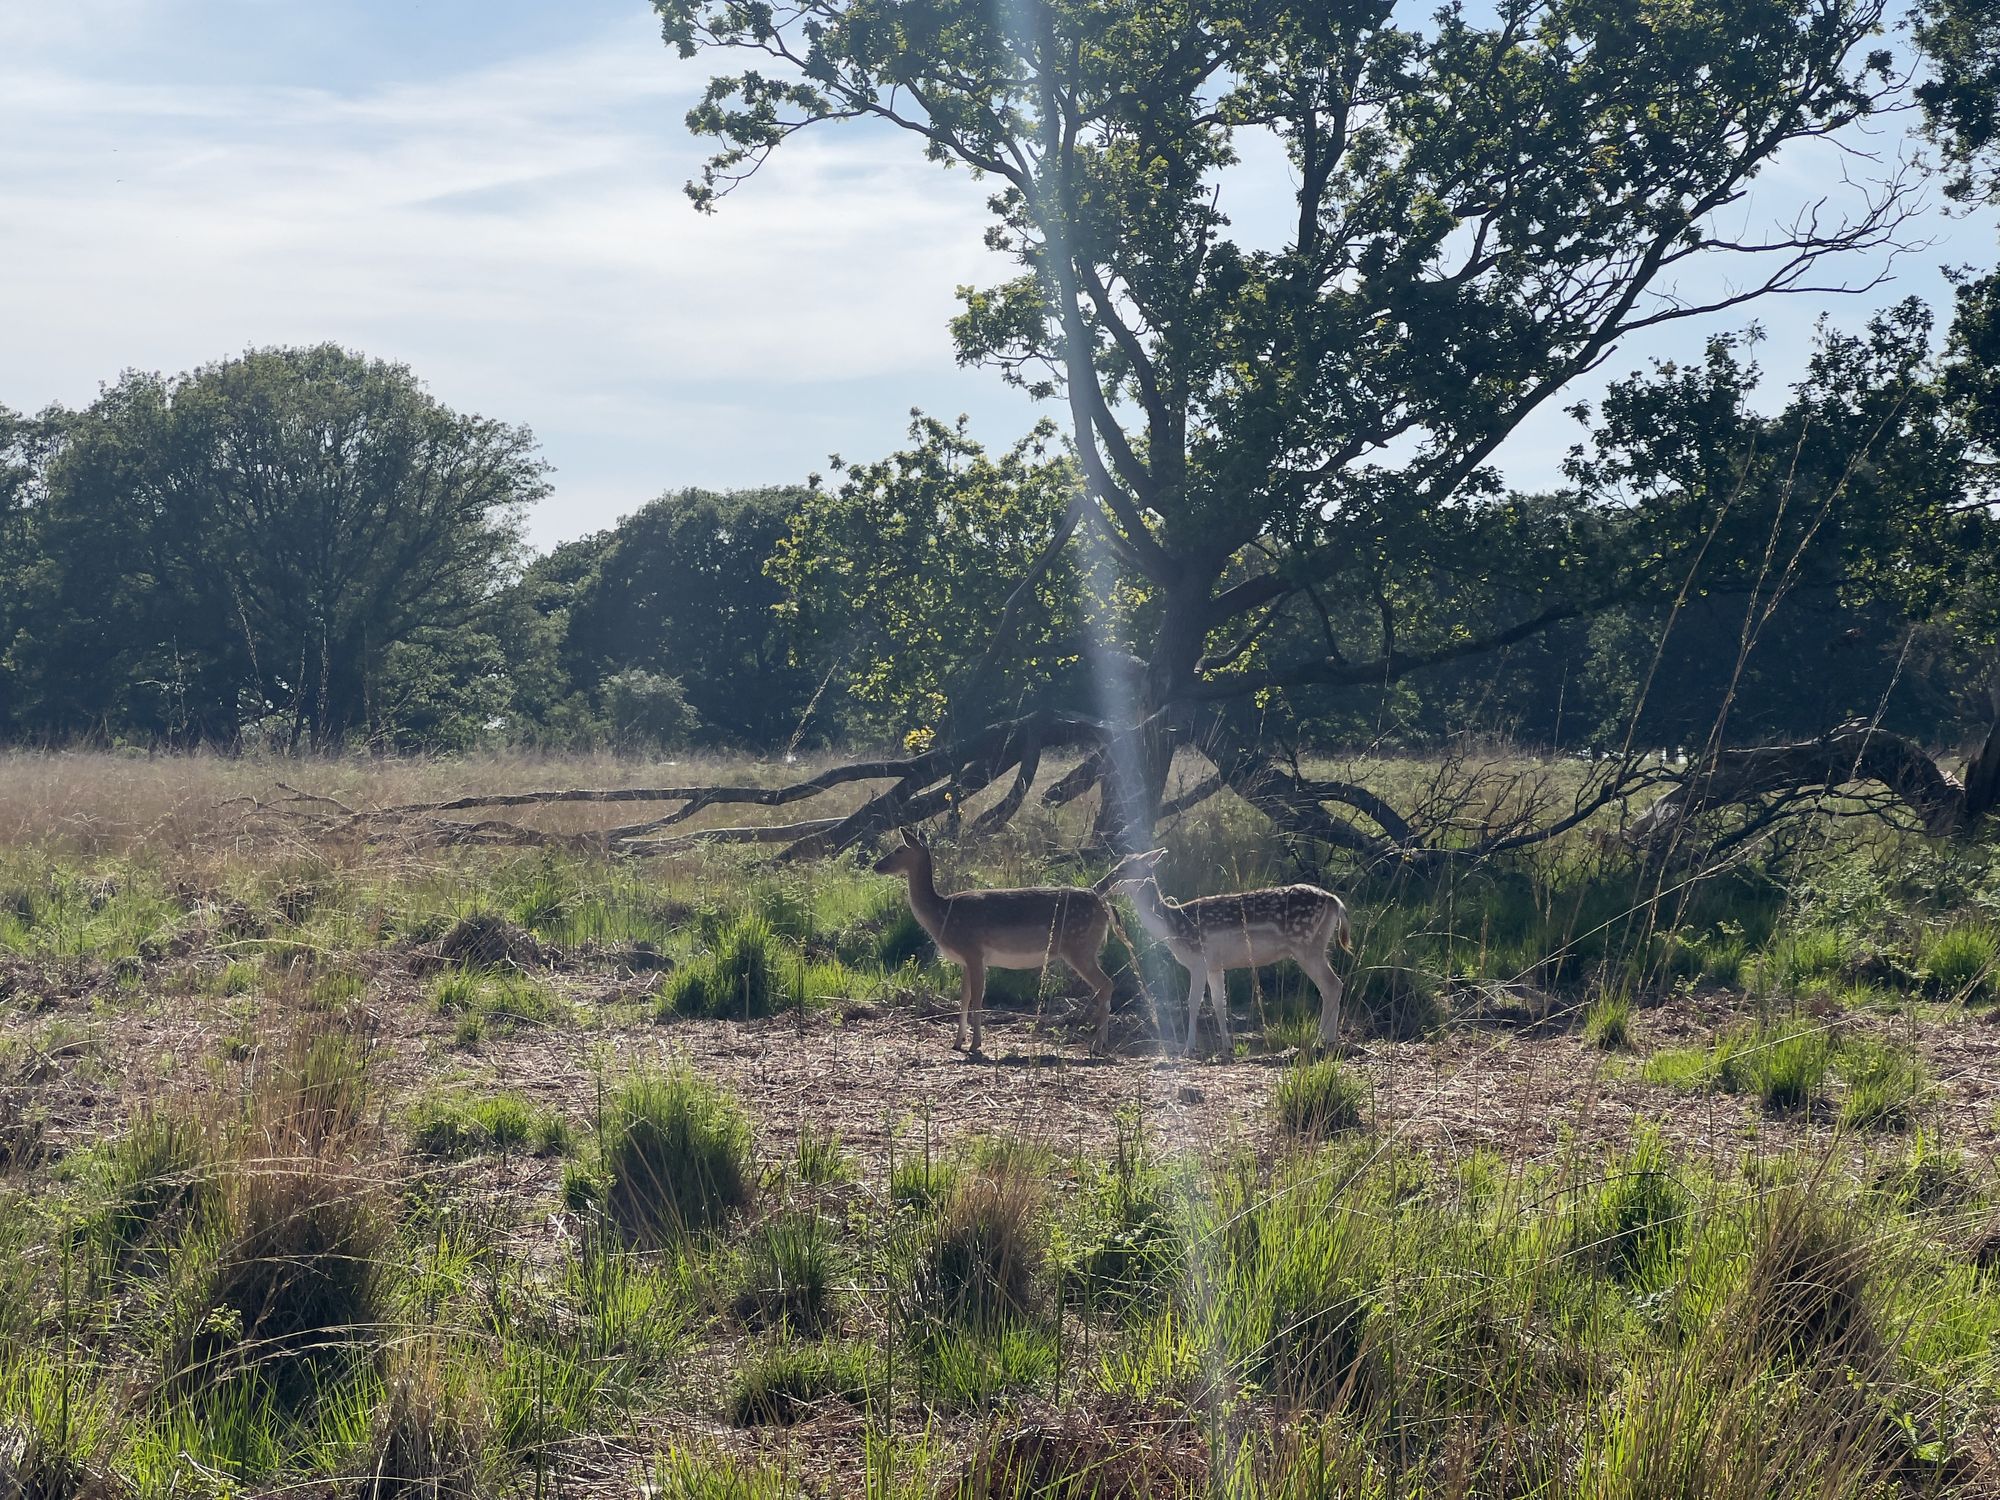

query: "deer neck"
left=900, top=852, right=947, bottom=936
left=1125, top=879, right=1180, bottom=943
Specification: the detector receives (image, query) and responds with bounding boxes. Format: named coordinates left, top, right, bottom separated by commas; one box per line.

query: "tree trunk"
left=1089, top=573, right=1211, bottom=850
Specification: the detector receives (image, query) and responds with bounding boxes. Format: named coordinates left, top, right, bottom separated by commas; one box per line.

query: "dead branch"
left=1628, top=718, right=2000, bottom=844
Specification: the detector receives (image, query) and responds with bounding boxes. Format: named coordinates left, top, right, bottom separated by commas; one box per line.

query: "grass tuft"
left=660, top=915, right=785, bottom=1020
left=912, top=1168, right=1045, bottom=1329
left=602, top=1067, right=753, bottom=1245
left=728, top=1339, right=874, bottom=1427
left=1274, top=1058, right=1367, bottom=1137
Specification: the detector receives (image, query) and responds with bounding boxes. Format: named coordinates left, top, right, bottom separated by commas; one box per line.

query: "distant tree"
left=601, top=668, right=700, bottom=750
left=0, top=406, right=65, bottom=737
left=771, top=416, right=1089, bottom=738
left=558, top=486, right=828, bottom=746
left=6, top=346, right=543, bottom=747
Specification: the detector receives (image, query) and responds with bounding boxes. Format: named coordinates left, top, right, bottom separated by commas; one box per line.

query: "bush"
left=1275, top=1059, right=1367, bottom=1137
left=912, top=1170, right=1046, bottom=1329
left=602, top=1068, right=753, bottom=1244
left=603, top=668, right=700, bottom=750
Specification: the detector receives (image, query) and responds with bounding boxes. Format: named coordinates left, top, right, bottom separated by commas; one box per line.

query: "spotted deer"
left=873, top=828, right=1139, bottom=1057
left=1100, top=850, right=1352, bottom=1053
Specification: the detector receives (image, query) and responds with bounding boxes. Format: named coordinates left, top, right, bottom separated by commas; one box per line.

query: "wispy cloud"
left=0, top=10, right=1029, bottom=542
left=2, top=6, right=1992, bottom=546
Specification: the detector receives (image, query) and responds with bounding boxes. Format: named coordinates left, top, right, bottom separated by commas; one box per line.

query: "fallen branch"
left=1629, top=718, right=2000, bottom=844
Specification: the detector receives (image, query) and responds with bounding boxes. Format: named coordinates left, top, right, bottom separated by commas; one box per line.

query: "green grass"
left=1642, top=1019, right=1836, bottom=1112
left=1584, top=989, right=1634, bottom=1050
left=407, top=1089, right=574, bottom=1158
left=1273, top=1058, right=1368, bottom=1137
left=728, top=1339, right=875, bottom=1426
left=660, top=914, right=786, bottom=1019
left=1922, top=923, right=1998, bottom=1001
left=601, top=1066, right=754, bottom=1244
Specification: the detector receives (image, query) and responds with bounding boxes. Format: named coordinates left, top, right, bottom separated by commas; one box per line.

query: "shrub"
left=728, top=1339, right=874, bottom=1426
left=603, top=668, right=699, bottom=750
left=1275, top=1059, right=1367, bottom=1137
left=602, top=1068, right=753, bottom=1244
left=164, top=1159, right=393, bottom=1408
left=660, top=916, right=783, bottom=1020
left=734, top=1212, right=841, bottom=1335
left=1921, top=924, right=1998, bottom=1001
left=912, top=1170, right=1046, bottom=1328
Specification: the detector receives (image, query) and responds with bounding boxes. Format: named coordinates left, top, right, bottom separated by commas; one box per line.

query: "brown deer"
left=872, top=828, right=1136, bottom=1057
left=1101, top=849, right=1352, bottom=1053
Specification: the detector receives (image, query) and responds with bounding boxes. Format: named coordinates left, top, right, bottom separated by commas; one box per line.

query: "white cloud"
left=2, top=7, right=1992, bottom=546
left=0, top=14, right=1032, bottom=543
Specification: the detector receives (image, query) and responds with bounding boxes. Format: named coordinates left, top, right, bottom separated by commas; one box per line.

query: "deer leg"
left=1208, top=967, right=1232, bottom=1050
left=1066, top=951, right=1116, bottom=1055
left=956, top=964, right=987, bottom=1054
left=1302, top=951, right=1345, bottom=1048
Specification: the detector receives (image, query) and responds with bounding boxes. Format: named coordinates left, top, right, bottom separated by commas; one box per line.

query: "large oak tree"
left=652, top=0, right=1922, bottom=842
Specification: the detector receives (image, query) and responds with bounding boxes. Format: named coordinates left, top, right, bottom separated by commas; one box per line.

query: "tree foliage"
left=771, top=416, right=1090, bottom=735
left=655, top=0, right=1916, bottom=823
left=3, top=346, right=542, bottom=747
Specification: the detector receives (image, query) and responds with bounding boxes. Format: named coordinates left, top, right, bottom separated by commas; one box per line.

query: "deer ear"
left=900, top=826, right=919, bottom=847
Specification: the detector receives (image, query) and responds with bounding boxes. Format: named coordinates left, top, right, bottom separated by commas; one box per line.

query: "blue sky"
left=2, top=1, right=1994, bottom=550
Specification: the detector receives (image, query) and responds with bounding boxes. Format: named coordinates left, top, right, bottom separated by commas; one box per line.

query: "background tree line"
left=0, top=284, right=1994, bottom=763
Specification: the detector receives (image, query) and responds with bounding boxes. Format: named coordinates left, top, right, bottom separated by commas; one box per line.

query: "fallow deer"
left=873, top=828, right=1136, bottom=1057
left=1100, top=849, right=1352, bottom=1053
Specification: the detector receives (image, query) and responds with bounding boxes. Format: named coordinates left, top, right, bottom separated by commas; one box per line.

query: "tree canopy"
left=2, top=346, right=543, bottom=748
left=655, top=0, right=1920, bottom=827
